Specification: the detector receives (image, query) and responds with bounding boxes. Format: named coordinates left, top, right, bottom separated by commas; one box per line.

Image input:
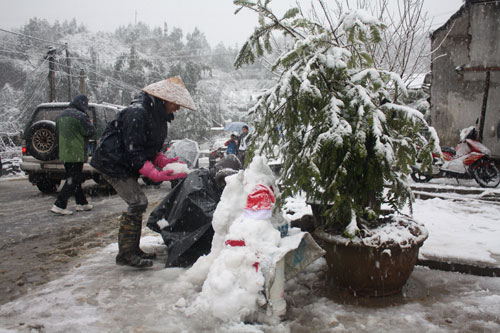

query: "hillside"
left=0, top=19, right=273, bottom=154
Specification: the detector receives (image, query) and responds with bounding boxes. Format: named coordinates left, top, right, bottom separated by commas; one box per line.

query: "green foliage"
left=234, top=0, right=301, bottom=70
left=236, top=0, right=437, bottom=234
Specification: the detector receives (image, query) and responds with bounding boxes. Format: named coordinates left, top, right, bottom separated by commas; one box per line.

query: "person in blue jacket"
left=225, top=133, right=238, bottom=155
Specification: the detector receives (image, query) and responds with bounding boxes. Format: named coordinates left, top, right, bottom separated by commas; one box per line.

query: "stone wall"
left=430, top=1, right=500, bottom=158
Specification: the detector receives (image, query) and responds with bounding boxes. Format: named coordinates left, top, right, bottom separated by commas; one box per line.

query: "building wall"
left=430, top=1, right=500, bottom=158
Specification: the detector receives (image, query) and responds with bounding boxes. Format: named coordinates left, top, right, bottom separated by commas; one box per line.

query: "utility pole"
left=46, top=47, right=57, bottom=102
left=79, top=68, right=86, bottom=95
left=65, top=43, right=72, bottom=101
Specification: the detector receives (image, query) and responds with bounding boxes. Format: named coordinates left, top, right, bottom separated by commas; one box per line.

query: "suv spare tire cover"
left=26, top=120, right=59, bottom=161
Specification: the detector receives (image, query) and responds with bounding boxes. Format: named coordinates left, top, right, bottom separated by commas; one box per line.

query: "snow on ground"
left=412, top=176, right=500, bottom=193
left=0, top=174, right=500, bottom=331
left=67, top=31, right=130, bottom=67
left=408, top=178, right=500, bottom=267
left=283, top=190, right=500, bottom=268
left=412, top=198, right=500, bottom=266
left=0, top=232, right=499, bottom=332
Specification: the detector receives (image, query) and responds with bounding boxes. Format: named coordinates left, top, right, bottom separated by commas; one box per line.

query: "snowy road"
left=0, top=176, right=173, bottom=305
left=0, top=235, right=499, bottom=332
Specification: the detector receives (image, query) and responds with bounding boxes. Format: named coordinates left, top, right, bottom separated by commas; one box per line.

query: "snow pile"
left=187, top=218, right=280, bottom=322
left=359, top=215, right=428, bottom=248
left=315, top=213, right=428, bottom=248
left=282, top=194, right=312, bottom=220
left=180, top=156, right=288, bottom=322
left=162, top=162, right=190, bottom=174
left=411, top=198, right=500, bottom=265
left=182, top=156, right=277, bottom=283
left=156, top=218, right=169, bottom=230
left=284, top=191, right=500, bottom=268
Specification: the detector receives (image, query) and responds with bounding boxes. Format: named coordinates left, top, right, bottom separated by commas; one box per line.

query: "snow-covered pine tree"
left=234, top=0, right=439, bottom=235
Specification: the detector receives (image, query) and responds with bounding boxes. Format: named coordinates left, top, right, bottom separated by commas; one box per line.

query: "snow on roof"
left=406, top=73, right=428, bottom=89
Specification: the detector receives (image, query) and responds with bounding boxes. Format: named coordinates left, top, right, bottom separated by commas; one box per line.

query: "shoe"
left=76, top=204, right=93, bottom=211
left=50, top=205, right=73, bottom=215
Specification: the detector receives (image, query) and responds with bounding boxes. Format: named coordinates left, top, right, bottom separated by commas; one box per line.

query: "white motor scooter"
left=412, top=126, right=500, bottom=188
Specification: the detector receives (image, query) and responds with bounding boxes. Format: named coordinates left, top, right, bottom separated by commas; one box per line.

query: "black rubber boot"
left=116, top=213, right=153, bottom=268
left=116, top=253, right=153, bottom=268
left=136, top=248, right=157, bottom=260
left=128, top=214, right=157, bottom=260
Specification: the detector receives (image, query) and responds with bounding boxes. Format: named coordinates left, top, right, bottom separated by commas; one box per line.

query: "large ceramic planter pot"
left=313, top=214, right=428, bottom=297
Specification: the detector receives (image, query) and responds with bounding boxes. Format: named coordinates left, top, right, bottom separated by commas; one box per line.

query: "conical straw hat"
left=142, top=76, right=197, bottom=111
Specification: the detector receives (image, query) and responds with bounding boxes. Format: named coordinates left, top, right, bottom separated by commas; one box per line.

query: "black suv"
left=20, top=102, right=124, bottom=193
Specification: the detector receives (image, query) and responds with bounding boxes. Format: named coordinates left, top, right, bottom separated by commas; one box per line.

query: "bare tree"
left=328, top=0, right=431, bottom=88
left=256, top=0, right=431, bottom=88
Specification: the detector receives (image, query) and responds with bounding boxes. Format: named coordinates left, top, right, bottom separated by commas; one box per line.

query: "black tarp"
left=147, top=168, right=221, bottom=267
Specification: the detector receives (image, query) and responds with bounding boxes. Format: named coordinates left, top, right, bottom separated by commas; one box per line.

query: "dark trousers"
left=237, top=150, right=247, bottom=168
left=54, top=162, right=88, bottom=209
left=101, top=174, right=148, bottom=218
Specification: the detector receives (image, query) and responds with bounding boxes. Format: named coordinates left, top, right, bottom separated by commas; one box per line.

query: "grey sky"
left=0, top=0, right=464, bottom=46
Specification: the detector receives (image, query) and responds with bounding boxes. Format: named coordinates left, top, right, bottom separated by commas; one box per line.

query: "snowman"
left=185, top=157, right=287, bottom=322
left=183, top=156, right=323, bottom=323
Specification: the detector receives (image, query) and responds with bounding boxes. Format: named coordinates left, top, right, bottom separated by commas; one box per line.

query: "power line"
left=0, top=28, right=67, bottom=47
left=64, top=51, right=235, bottom=63
left=0, top=39, right=46, bottom=50
left=18, top=61, right=50, bottom=119
left=0, top=51, right=45, bottom=69
left=2, top=32, right=234, bottom=103
left=0, top=54, right=19, bottom=62
left=0, top=55, right=48, bottom=87
left=41, top=57, right=141, bottom=93
left=1, top=33, right=237, bottom=65
left=3, top=48, right=229, bottom=92
left=0, top=49, right=34, bottom=57
left=71, top=59, right=141, bottom=93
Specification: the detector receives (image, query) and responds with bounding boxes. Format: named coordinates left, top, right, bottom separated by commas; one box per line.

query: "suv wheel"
left=26, top=120, right=59, bottom=161
left=36, top=178, right=61, bottom=194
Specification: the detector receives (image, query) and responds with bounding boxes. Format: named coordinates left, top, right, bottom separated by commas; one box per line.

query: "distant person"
left=91, top=76, right=195, bottom=268
left=225, top=133, right=238, bottom=155
left=50, top=94, right=96, bottom=216
left=237, top=125, right=252, bottom=167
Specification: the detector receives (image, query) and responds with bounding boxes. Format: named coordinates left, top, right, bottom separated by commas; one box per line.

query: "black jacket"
left=91, top=93, right=172, bottom=178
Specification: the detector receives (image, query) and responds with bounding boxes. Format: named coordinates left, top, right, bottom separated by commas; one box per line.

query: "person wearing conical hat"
left=91, top=76, right=196, bottom=268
